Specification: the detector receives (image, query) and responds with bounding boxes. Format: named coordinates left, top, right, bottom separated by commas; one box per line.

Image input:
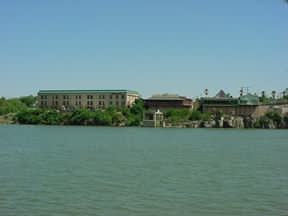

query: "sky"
left=0, top=0, right=287, bottom=99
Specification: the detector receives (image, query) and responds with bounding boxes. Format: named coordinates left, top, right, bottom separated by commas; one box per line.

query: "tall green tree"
left=19, top=95, right=36, bottom=107
left=0, top=98, right=27, bottom=115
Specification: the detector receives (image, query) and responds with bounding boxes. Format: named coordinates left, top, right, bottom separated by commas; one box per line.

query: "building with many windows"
left=38, top=90, right=140, bottom=111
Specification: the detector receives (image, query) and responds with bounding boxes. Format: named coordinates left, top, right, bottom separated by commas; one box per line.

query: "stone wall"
left=204, top=104, right=288, bottom=118
left=253, top=104, right=288, bottom=118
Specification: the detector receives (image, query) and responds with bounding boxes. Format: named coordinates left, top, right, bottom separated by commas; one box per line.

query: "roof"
left=38, top=90, right=140, bottom=95
left=201, top=97, right=237, bottom=101
left=201, top=93, right=259, bottom=107
left=215, top=90, right=231, bottom=98
left=239, top=93, right=259, bottom=105
left=147, top=93, right=190, bottom=101
left=202, top=104, right=239, bottom=107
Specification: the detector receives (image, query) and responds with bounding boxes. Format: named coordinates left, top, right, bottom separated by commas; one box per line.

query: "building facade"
left=143, top=110, right=164, bottom=128
left=200, top=92, right=260, bottom=117
left=38, top=90, right=140, bottom=110
left=144, top=94, right=193, bottom=110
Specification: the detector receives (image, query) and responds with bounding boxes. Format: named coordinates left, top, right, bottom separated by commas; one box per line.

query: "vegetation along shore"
left=1, top=95, right=288, bottom=129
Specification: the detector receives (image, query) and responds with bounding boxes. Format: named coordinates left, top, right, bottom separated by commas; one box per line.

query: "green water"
left=0, top=125, right=287, bottom=216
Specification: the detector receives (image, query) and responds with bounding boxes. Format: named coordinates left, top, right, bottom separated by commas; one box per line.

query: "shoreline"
left=1, top=121, right=287, bottom=129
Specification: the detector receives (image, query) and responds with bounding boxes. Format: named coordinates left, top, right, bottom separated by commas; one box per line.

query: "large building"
left=38, top=90, right=140, bottom=110
left=200, top=90, right=260, bottom=117
left=144, top=94, right=193, bottom=110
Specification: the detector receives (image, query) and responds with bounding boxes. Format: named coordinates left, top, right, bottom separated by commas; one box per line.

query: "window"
left=87, top=95, right=93, bottom=99
left=62, top=101, right=69, bottom=105
left=122, top=95, right=125, bottom=99
left=116, top=101, right=119, bottom=106
left=110, top=95, right=113, bottom=99
left=110, top=101, right=112, bottom=105
left=116, top=95, right=119, bottom=99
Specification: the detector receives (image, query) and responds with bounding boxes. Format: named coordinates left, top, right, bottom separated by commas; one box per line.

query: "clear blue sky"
left=1, top=0, right=287, bottom=99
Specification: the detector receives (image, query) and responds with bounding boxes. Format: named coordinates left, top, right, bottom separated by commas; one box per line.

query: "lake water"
left=0, top=125, right=287, bottom=216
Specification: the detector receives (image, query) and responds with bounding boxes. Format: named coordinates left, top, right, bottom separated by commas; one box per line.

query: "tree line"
left=0, top=96, right=36, bottom=115
left=14, top=100, right=145, bottom=126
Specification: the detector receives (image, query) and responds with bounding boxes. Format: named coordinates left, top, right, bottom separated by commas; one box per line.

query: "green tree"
left=68, top=109, right=93, bottom=125
left=0, top=97, right=5, bottom=105
left=284, top=113, right=288, bottom=127
left=0, top=98, right=27, bottom=115
left=93, top=110, right=112, bottom=126
left=201, top=113, right=212, bottom=121
left=254, top=116, right=270, bottom=129
left=40, top=110, right=62, bottom=125
left=19, top=95, right=36, bottom=107
left=265, top=112, right=282, bottom=126
left=189, top=111, right=202, bottom=121
left=213, top=110, right=224, bottom=121
left=15, top=109, right=44, bottom=124
left=130, top=99, right=144, bottom=116
left=121, top=99, right=145, bottom=126
left=165, top=109, right=190, bottom=122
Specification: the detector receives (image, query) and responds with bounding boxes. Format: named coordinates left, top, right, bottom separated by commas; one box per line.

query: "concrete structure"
left=38, top=90, right=140, bottom=111
left=253, top=103, right=288, bottom=117
left=144, top=94, right=193, bottom=110
left=143, top=110, right=164, bottom=127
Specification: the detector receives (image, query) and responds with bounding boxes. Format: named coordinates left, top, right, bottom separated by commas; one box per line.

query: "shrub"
left=213, top=110, right=224, bottom=121
left=201, top=113, right=212, bottom=121
left=93, top=110, right=112, bottom=126
left=265, top=112, right=282, bottom=125
left=165, top=109, right=190, bottom=122
left=254, top=116, right=270, bottom=128
left=189, top=111, right=201, bottom=121
left=284, top=113, right=288, bottom=125
left=68, top=109, right=93, bottom=125
left=15, top=109, right=44, bottom=124
left=40, top=110, right=62, bottom=125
